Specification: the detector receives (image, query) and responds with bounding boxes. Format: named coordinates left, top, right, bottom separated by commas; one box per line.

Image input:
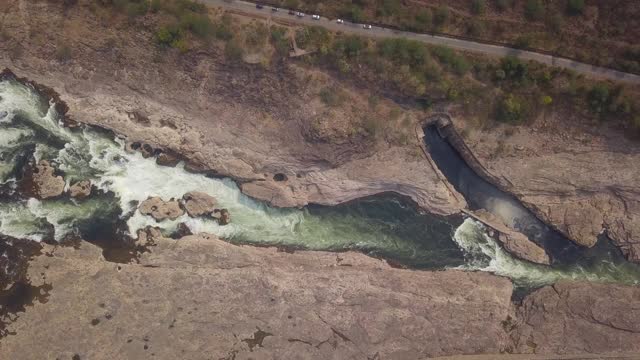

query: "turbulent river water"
left=1, top=77, right=639, bottom=289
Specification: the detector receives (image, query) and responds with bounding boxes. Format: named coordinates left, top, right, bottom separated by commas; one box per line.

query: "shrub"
left=270, top=27, right=290, bottom=56
left=379, top=0, right=401, bottom=17
left=415, top=9, right=433, bottom=28
left=567, top=0, right=585, bottom=15
left=467, top=20, right=485, bottom=37
left=524, top=0, right=544, bottom=21
left=284, top=0, right=299, bottom=9
left=332, top=36, right=367, bottom=59
left=434, top=6, right=449, bottom=27
left=494, top=0, right=511, bottom=12
left=471, top=0, right=486, bottom=15
left=155, top=25, right=183, bottom=47
left=377, top=38, right=428, bottom=67
left=500, top=56, right=528, bottom=82
left=587, top=84, right=610, bottom=114
left=496, top=94, right=524, bottom=123
left=319, top=87, right=345, bottom=107
left=540, top=95, right=553, bottom=105
left=224, top=40, right=244, bottom=61
left=179, top=13, right=213, bottom=38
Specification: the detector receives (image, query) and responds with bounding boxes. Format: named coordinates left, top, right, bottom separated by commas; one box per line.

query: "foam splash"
left=453, top=218, right=640, bottom=288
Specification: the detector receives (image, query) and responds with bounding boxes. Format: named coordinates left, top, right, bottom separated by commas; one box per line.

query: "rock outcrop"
left=212, top=208, right=231, bottom=225
left=156, top=151, right=180, bottom=167
left=181, top=191, right=216, bottom=217
left=466, top=209, right=550, bottom=265
left=0, top=235, right=514, bottom=359
left=455, top=116, right=640, bottom=262
left=69, top=180, right=91, bottom=198
left=512, top=281, right=640, bottom=355
left=21, top=160, right=65, bottom=199
left=138, top=197, right=184, bottom=221
left=2, top=235, right=640, bottom=359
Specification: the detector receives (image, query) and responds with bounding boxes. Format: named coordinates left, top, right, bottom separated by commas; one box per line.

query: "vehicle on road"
left=256, top=4, right=263, bottom=9
left=337, top=19, right=344, bottom=24
left=363, top=24, right=372, bottom=29
left=296, top=12, right=305, bottom=17
left=271, top=7, right=278, bottom=12
left=312, top=15, right=320, bottom=20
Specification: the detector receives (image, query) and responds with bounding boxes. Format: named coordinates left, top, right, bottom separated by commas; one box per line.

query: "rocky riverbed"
left=1, top=1, right=640, bottom=358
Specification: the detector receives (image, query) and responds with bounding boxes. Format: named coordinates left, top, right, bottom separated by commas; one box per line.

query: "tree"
left=567, top=0, right=585, bottom=15
left=524, top=0, right=544, bottom=21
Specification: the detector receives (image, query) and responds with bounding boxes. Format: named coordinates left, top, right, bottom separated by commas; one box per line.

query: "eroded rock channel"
left=1, top=67, right=640, bottom=357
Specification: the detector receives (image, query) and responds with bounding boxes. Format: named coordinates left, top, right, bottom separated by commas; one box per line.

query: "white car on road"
left=312, top=14, right=320, bottom=20
left=363, top=24, right=372, bottom=29
left=337, top=19, right=344, bottom=24
left=296, top=12, right=305, bottom=17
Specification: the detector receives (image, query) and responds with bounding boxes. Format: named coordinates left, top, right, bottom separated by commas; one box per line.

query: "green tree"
left=524, top=0, right=544, bottom=21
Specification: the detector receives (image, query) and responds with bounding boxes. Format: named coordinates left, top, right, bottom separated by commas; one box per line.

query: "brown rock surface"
left=454, top=117, right=640, bottom=262
left=466, top=210, right=550, bottom=265
left=0, top=235, right=514, bottom=359
left=181, top=191, right=216, bottom=217
left=0, top=1, right=464, bottom=219
left=156, top=151, right=180, bottom=167
left=69, top=180, right=91, bottom=198
left=138, top=197, right=184, bottom=221
left=21, top=160, right=65, bottom=199
left=512, top=281, right=640, bottom=355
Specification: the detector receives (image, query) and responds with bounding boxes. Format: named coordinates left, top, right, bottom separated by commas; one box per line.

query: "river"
left=1, top=76, right=639, bottom=289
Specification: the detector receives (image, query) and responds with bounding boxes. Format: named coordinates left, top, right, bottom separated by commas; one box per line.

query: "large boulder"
left=22, top=160, right=65, bottom=199
left=138, top=197, right=184, bottom=221
left=182, top=191, right=216, bottom=217
left=69, top=180, right=91, bottom=199
left=212, top=208, right=231, bottom=225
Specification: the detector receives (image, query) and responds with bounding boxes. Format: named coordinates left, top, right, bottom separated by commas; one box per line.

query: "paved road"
left=202, top=0, right=640, bottom=85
